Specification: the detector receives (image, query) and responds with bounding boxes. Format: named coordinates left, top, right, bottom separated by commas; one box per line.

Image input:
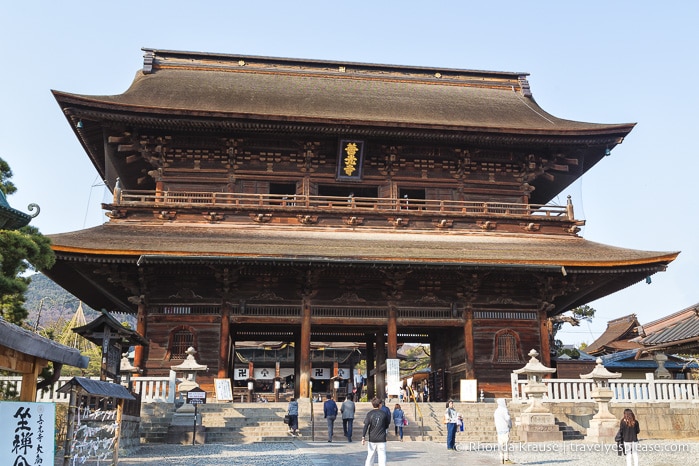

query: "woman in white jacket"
left=493, top=398, right=513, bottom=464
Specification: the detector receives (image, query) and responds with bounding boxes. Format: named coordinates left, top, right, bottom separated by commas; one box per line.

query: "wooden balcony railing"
left=115, top=190, right=572, bottom=219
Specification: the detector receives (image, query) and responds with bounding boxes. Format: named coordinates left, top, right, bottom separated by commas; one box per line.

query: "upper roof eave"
left=46, top=223, right=679, bottom=270
left=53, top=90, right=636, bottom=141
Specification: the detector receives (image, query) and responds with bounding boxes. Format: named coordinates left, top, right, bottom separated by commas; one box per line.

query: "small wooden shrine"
left=44, top=48, right=678, bottom=399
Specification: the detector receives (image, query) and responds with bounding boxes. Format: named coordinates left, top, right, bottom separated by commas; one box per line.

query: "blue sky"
left=1, top=1, right=697, bottom=347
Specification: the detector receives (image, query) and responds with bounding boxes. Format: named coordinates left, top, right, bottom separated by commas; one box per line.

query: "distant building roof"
left=638, top=303, right=699, bottom=353
left=600, top=349, right=697, bottom=370
left=585, top=314, right=642, bottom=356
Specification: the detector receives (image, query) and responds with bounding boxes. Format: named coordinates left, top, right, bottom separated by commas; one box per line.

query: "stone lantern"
left=167, top=347, right=208, bottom=444
left=580, top=357, right=621, bottom=442
left=513, top=349, right=562, bottom=442
left=172, top=347, right=208, bottom=394
left=119, top=352, right=140, bottom=391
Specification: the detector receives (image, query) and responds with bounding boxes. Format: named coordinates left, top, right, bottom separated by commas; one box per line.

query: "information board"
left=460, top=379, right=478, bottom=402
left=386, top=358, right=401, bottom=396
left=186, top=387, right=207, bottom=404
left=214, top=378, right=233, bottom=401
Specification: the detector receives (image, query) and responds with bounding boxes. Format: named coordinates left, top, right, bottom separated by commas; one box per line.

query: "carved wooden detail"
left=434, top=219, right=453, bottom=229
left=297, top=214, right=318, bottom=225
left=250, top=213, right=272, bottom=223
left=388, top=217, right=409, bottom=228
left=343, top=216, right=364, bottom=226
left=106, top=209, right=127, bottom=219
left=477, top=220, right=496, bottom=230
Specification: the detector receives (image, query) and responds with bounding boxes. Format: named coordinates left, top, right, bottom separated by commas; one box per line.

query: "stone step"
left=139, top=401, right=588, bottom=445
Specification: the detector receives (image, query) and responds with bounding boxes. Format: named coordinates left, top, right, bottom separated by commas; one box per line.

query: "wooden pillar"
left=294, top=331, right=301, bottom=398
left=463, top=307, right=475, bottom=379
left=62, top=385, right=78, bottom=466
left=299, top=297, right=312, bottom=399
left=20, top=358, right=46, bottom=402
left=113, top=399, right=124, bottom=465
left=218, top=303, right=231, bottom=378
left=366, top=335, right=375, bottom=399
left=134, top=301, right=147, bottom=370
left=539, top=310, right=551, bottom=367
left=376, top=330, right=386, bottom=400
left=387, top=304, right=397, bottom=359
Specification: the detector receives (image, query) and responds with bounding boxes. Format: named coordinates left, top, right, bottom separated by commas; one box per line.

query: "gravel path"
left=57, top=439, right=699, bottom=465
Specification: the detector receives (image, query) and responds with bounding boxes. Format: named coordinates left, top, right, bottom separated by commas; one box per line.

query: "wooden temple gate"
left=44, top=49, right=676, bottom=400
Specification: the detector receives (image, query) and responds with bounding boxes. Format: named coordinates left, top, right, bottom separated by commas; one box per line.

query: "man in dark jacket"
left=323, top=394, right=338, bottom=442
left=362, top=397, right=390, bottom=466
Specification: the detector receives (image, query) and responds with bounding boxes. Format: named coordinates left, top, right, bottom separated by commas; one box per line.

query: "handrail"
left=115, top=190, right=571, bottom=219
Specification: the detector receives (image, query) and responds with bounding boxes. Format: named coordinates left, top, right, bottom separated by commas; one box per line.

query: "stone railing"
left=0, top=370, right=177, bottom=404
left=511, top=372, right=699, bottom=402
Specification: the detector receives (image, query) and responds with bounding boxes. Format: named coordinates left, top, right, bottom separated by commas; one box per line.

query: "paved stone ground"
left=56, top=438, right=699, bottom=465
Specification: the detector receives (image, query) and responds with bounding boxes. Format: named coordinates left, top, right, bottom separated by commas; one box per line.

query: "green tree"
left=0, top=157, right=55, bottom=324
left=550, top=305, right=596, bottom=355
left=0, top=157, right=17, bottom=195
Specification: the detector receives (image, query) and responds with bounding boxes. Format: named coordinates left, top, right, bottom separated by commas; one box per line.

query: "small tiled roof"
left=57, top=377, right=136, bottom=399
left=0, top=190, right=32, bottom=230
left=48, top=222, right=677, bottom=268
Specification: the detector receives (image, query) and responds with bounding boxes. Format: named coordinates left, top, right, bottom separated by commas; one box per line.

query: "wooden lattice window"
left=166, top=326, right=196, bottom=360
left=493, top=329, right=522, bottom=363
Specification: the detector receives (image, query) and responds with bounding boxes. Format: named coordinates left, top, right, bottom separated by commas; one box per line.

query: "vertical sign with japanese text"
left=336, top=139, right=364, bottom=181
left=386, top=358, right=401, bottom=396
left=0, top=402, right=55, bottom=466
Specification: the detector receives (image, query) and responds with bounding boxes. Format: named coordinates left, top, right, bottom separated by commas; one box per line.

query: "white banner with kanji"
left=0, top=401, right=55, bottom=466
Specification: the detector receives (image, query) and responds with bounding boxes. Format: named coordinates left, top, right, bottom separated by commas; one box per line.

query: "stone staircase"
left=139, top=400, right=584, bottom=444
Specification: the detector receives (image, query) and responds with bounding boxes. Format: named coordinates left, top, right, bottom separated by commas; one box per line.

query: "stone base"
left=518, top=412, right=563, bottom=443
left=166, top=425, right=207, bottom=445
left=585, top=418, right=618, bottom=443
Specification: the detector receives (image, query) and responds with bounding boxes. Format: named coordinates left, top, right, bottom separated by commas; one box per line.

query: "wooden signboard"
left=214, top=378, right=233, bottom=401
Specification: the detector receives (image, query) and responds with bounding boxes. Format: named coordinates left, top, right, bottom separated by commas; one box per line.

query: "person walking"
left=493, top=398, right=513, bottom=464
left=619, top=408, right=640, bottom=466
left=287, top=397, right=299, bottom=436
left=341, top=393, right=356, bottom=442
left=362, top=397, right=390, bottom=466
left=444, top=399, right=459, bottom=451
left=380, top=400, right=391, bottom=436
left=392, top=403, right=405, bottom=441
left=323, top=393, right=338, bottom=442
